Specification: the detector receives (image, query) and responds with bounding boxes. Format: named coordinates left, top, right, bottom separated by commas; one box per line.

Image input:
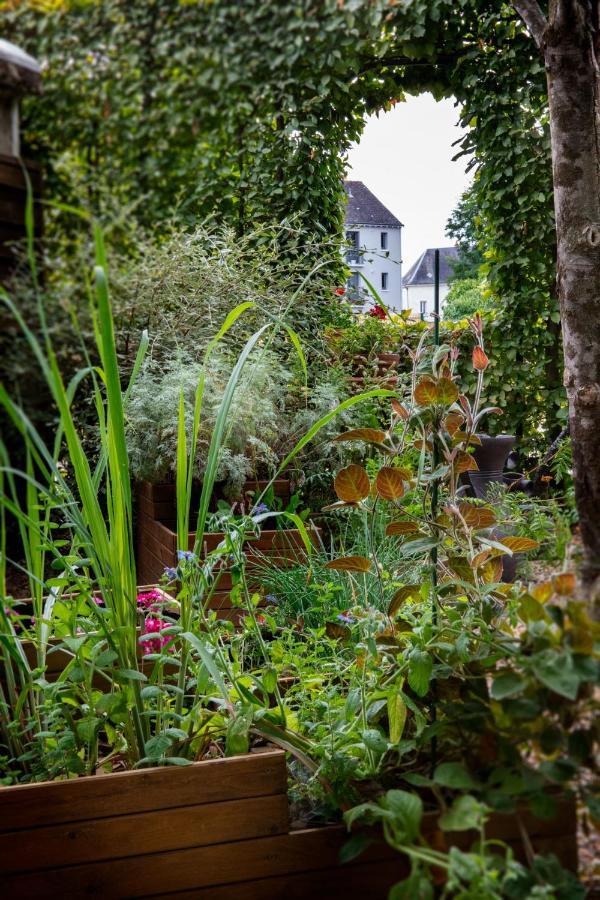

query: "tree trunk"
left=544, top=2, right=600, bottom=600
left=515, top=0, right=600, bottom=605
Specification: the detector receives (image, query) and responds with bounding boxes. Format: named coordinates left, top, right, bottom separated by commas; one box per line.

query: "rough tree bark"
left=513, top=0, right=600, bottom=608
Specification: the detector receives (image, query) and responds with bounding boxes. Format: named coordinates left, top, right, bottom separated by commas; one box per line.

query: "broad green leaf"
left=439, top=794, right=486, bottom=831
left=490, top=671, right=526, bottom=700
left=433, top=762, right=479, bottom=790
left=387, top=689, right=407, bottom=743
left=408, top=649, right=432, bottom=697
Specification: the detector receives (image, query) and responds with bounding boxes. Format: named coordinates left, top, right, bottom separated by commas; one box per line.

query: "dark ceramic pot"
left=468, top=434, right=515, bottom=500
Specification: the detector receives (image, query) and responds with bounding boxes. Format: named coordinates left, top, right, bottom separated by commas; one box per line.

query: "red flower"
left=334, top=287, right=346, bottom=296
left=369, top=305, right=386, bottom=320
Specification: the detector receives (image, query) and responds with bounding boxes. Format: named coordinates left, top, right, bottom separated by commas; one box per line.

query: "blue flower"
left=177, top=550, right=196, bottom=561
left=164, top=566, right=178, bottom=581
left=251, top=503, right=270, bottom=516
left=336, top=612, right=356, bottom=625
left=265, top=594, right=279, bottom=605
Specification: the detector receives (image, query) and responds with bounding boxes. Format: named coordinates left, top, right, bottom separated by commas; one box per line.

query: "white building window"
left=345, top=230, right=362, bottom=265
left=381, top=272, right=389, bottom=291
left=420, top=300, right=427, bottom=318
left=347, top=271, right=361, bottom=302
left=380, top=232, right=388, bottom=250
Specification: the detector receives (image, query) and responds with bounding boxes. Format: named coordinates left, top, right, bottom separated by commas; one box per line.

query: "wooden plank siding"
left=0, top=790, right=578, bottom=899
left=136, top=481, right=321, bottom=614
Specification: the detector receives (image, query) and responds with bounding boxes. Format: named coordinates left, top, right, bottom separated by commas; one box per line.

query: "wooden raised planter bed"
left=137, top=481, right=320, bottom=621
left=0, top=749, right=577, bottom=900
left=138, top=478, right=292, bottom=524
left=350, top=351, right=400, bottom=391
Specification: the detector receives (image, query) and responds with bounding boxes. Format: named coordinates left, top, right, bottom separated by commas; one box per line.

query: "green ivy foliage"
left=448, top=5, right=564, bottom=445
left=4, top=0, right=386, bottom=243
left=5, top=0, right=566, bottom=450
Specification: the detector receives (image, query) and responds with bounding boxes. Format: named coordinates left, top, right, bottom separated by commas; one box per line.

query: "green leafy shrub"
left=443, top=277, right=493, bottom=320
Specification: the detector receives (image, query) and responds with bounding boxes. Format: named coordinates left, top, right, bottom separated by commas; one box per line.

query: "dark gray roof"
left=403, top=247, right=459, bottom=286
left=344, top=181, right=403, bottom=228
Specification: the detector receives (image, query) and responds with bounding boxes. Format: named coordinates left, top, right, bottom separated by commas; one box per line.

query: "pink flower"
left=137, top=590, right=164, bottom=608
left=139, top=614, right=172, bottom=655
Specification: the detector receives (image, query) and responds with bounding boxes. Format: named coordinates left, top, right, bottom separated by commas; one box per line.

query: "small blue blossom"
left=265, top=594, right=279, bottom=605
left=164, top=566, right=178, bottom=581
left=177, top=550, right=196, bottom=561
left=251, top=503, right=270, bottom=516
left=336, top=612, right=356, bottom=625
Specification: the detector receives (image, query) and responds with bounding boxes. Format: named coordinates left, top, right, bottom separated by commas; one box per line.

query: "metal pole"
left=434, top=248, right=440, bottom=343
left=430, top=248, right=440, bottom=774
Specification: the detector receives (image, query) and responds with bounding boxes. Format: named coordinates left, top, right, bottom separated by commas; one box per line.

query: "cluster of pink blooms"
left=137, top=590, right=172, bottom=655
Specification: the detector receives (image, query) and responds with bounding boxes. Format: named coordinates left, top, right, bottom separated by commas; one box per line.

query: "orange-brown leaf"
left=391, top=399, right=409, bottom=420
left=333, top=428, right=387, bottom=445
left=334, top=464, right=370, bottom=502
left=437, top=376, right=459, bottom=405
left=414, top=438, right=434, bottom=452
left=376, top=467, right=406, bottom=501
left=324, top=555, right=372, bottom=573
left=458, top=503, right=496, bottom=529
left=531, top=581, right=554, bottom=603
left=500, top=536, right=540, bottom=553
left=481, top=556, right=503, bottom=583
left=553, top=572, right=576, bottom=596
left=472, top=549, right=492, bottom=569
left=386, top=521, right=421, bottom=536
left=473, top=346, right=489, bottom=371
left=326, top=621, right=351, bottom=640
left=454, top=451, right=479, bottom=474
left=444, top=411, right=464, bottom=436
left=414, top=377, right=439, bottom=406
left=388, top=584, right=421, bottom=616
left=446, top=556, right=475, bottom=584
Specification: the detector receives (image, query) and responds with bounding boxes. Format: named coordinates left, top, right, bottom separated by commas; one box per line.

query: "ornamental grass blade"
left=194, top=323, right=271, bottom=553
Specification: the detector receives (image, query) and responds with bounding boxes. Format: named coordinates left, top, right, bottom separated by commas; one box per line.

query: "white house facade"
left=344, top=181, right=404, bottom=312
left=403, top=246, right=459, bottom=318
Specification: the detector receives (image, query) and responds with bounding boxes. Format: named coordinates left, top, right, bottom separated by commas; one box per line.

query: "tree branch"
left=511, top=0, right=549, bottom=49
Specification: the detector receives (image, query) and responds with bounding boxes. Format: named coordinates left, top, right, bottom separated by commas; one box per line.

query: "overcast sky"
left=346, top=93, right=472, bottom=271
